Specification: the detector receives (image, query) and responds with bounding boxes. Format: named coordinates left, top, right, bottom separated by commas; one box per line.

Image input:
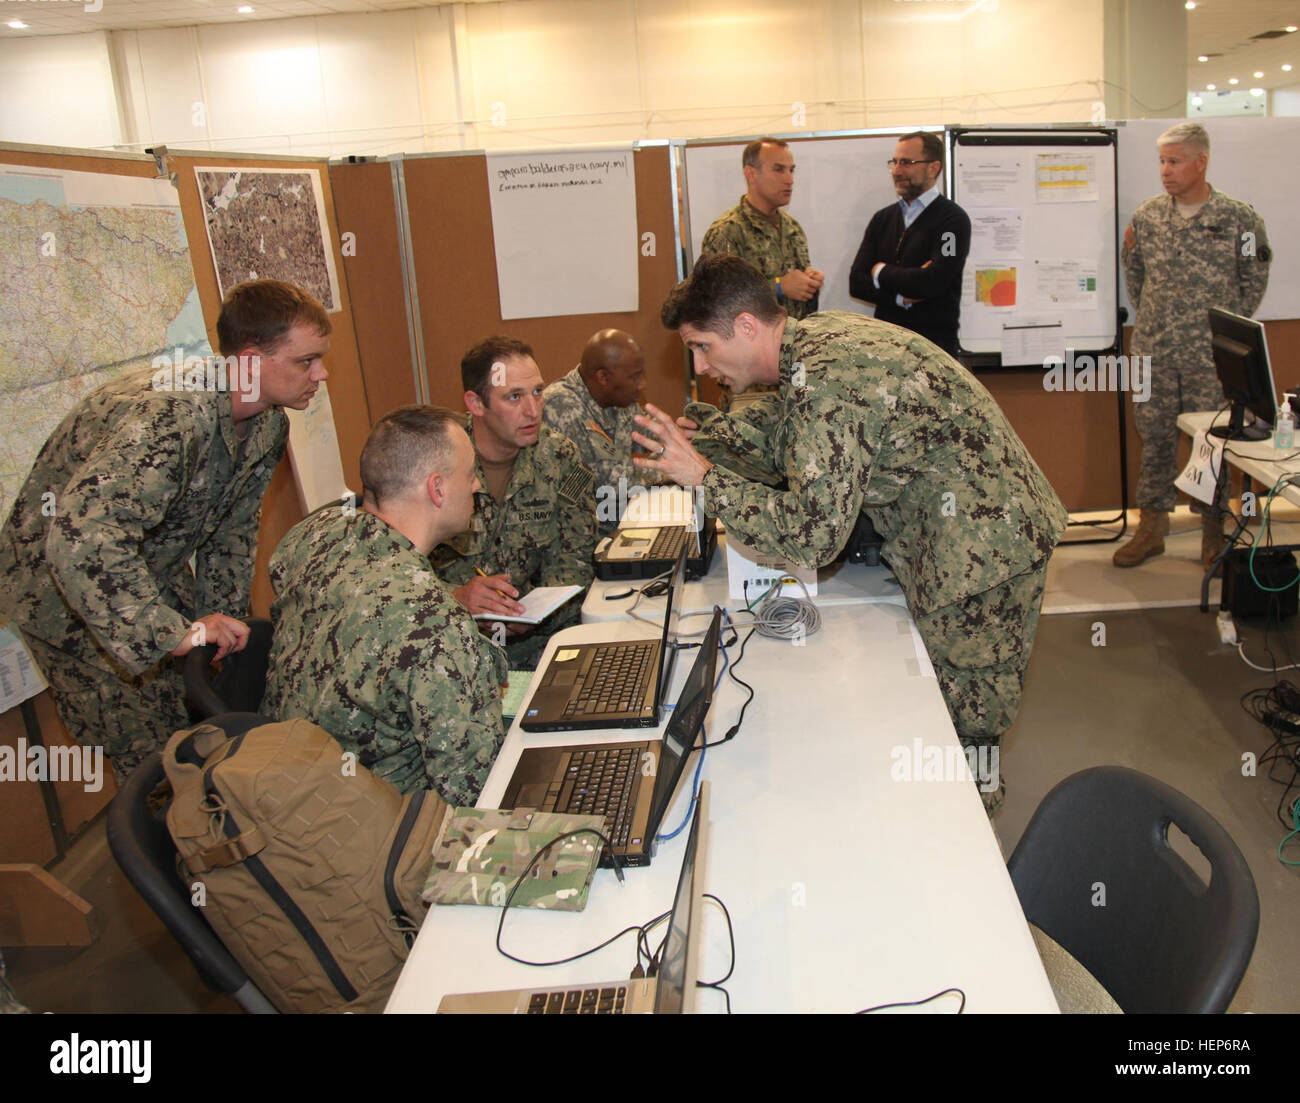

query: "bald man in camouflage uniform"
left=542, top=329, right=668, bottom=535
left=1115, top=122, right=1272, bottom=570
left=433, top=336, right=597, bottom=670
left=634, top=255, right=1066, bottom=813
left=264, top=407, right=506, bottom=805
left=0, top=280, right=330, bottom=777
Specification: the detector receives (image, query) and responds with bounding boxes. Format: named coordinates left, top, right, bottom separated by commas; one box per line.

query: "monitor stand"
left=1208, top=401, right=1271, bottom=442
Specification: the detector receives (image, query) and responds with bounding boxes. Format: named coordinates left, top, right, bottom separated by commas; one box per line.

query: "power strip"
left=1217, top=610, right=1238, bottom=645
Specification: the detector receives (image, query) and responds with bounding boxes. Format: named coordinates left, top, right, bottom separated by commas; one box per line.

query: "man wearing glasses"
left=849, top=132, right=971, bottom=357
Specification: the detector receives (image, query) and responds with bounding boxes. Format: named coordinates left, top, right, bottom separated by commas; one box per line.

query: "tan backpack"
left=163, top=716, right=448, bottom=1013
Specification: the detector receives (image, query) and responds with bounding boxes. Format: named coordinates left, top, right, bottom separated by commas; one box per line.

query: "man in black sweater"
left=849, top=131, right=971, bottom=357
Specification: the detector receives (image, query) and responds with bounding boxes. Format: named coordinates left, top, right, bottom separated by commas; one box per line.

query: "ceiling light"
left=1185, top=1, right=1196, bottom=8
left=1207, top=83, right=1216, bottom=90
left=7, top=19, right=27, bottom=27
left=1254, top=71, right=1264, bottom=78
left=1228, top=77, right=1239, bottom=85
left=237, top=5, right=254, bottom=11
left=1284, top=64, right=1294, bottom=72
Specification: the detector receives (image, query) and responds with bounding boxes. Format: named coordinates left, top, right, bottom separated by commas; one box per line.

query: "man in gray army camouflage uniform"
left=1114, top=122, right=1271, bottom=570
left=0, top=280, right=330, bottom=778
left=263, top=406, right=507, bottom=806
left=432, top=336, right=598, bottom=670
left=632, top=255, right=1066, bottom=813
left=541, top=328, right=668, bottom=536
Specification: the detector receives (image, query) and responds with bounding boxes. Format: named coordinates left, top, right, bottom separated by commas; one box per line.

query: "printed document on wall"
left=487, top=149, right=639, bottom=319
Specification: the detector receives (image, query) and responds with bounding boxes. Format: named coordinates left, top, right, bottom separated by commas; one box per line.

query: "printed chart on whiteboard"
left=952, top=132, right=1117, bottom=363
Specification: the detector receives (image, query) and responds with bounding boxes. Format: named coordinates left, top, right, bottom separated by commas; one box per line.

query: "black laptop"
left=520, top=547, right=687, bottom=732
left=502, top=607, right=722, bottom=868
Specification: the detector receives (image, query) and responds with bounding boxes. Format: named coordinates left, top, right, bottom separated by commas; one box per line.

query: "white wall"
left=0, top=0, right=1110, bottom=157
left=0, top=30, right=121, bottom=149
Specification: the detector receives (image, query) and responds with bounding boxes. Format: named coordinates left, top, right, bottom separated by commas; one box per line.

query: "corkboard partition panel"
left=163, top=151, right=371, bottom=615
left=396, top=146, right=690, bottom=418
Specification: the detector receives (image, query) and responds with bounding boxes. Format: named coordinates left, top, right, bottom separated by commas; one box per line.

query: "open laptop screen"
left=653, top=782, right=710, bottom=1014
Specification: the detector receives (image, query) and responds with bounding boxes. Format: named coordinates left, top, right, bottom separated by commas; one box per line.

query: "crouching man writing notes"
left=632, top=255, right=1066, bottom=814
left=263, top=406, right=507, bottom=807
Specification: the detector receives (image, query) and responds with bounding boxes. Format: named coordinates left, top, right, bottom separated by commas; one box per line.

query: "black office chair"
left=183, top=617, right=274, bottom=718
left=1008, top=766, right=1259, bottom=1013
left=105, top=716, right=277, bottom=1014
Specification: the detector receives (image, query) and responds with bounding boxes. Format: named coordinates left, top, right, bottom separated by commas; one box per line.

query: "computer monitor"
left=1209, top=308, right=1279, bottom=442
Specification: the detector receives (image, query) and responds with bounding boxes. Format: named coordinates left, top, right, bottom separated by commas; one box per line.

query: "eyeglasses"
left=886, top=158, right=938, bottom=168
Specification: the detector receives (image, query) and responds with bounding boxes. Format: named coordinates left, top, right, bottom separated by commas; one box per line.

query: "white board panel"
left=953, top=133, right=1117, bottom=356
left=485, top=147, right=639, bottom=320
left=684, top=135, right=905, bottom=316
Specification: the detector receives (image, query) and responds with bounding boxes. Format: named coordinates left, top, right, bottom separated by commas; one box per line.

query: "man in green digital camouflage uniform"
left=701, top=138, right=824, bottom=321
left=263, top=406, right=507, bottom=806
left=433, top=336, right=597, bottom=671
left=633, top=255, right=1066, bottom=813
left=0, top=280, right=330, bottom=778
left=541, top=329, right=668, bottom=535
left=1114, top=122, right=1271, bottom=571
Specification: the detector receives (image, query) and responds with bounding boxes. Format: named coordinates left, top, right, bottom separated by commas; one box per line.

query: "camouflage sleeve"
left=696, top=390, right=867, bottom=569
left=45, top=401, right=200, bottom=674
left=686, top=396, right=787, bottom=486
left=407, top=611, right=509, bottom=807
left=540, top=442, right=597, bottom=589
left=699, top=218, right=741, bottom=259
left=1121, top=215, right=1143, bottom=313
left=193, top=430, right=287, bottom=617
left=540, top=385, right=582, bottom=445
left=1238, top=207, right=1271, bottom=317
left=792, top=221, right=812, bottom=270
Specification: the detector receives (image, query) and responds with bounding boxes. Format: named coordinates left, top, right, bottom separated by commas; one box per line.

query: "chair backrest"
left=105, top=719, right=277, bottom=1013
left=1008, top=766, right=1259, bottom=1013
left=183, top=617, right=274, bottom=718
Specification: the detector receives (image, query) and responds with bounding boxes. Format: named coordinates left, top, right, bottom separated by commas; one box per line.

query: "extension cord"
left=1217, top=610, right=1238, bottom=645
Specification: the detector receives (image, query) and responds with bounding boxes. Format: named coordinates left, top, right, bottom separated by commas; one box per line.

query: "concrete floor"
left=6, top=537, right=1300, bottom=1013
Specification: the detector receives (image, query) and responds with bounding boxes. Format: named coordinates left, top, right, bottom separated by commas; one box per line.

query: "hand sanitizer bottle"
left=1276, top=399, right=1294, bottom=450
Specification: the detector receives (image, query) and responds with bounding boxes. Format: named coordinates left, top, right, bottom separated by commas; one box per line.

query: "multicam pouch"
left=421, top=807, right=606, bottom=912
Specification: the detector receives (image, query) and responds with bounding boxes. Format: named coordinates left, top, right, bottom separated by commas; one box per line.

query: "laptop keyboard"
left=648, top=527, right=688, bottom=560
left=528, top=986, right=628, bottom=1014
left=563, top=641, right=656, bottom=717
left=557, top=747, right=639, bottom=847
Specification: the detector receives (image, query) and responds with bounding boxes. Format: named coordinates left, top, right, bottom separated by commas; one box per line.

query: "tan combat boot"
left=1112, top=510, right=1169, bottom=568
left=1201, top=513, right=1226, bottom=570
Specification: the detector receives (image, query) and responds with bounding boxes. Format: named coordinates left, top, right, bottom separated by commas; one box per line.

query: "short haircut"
left=460, top=336, right=535, bottom=403
left=216, top=279, right=330, bottom=357
left=899, top=130, right=944, bottom=167
left=661, top=254, right=784, bottom=336
left=360, top=405, right=460, bottom=506
left=742, top=137, right=788, bottom=170
left=1157, top=122, right=1209, bottom=155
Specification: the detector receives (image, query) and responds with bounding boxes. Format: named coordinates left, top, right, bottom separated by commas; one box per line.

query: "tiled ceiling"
left=1187, top=0, right=1300, bottom=92
left=2, top=0, right=1298, bottom=98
